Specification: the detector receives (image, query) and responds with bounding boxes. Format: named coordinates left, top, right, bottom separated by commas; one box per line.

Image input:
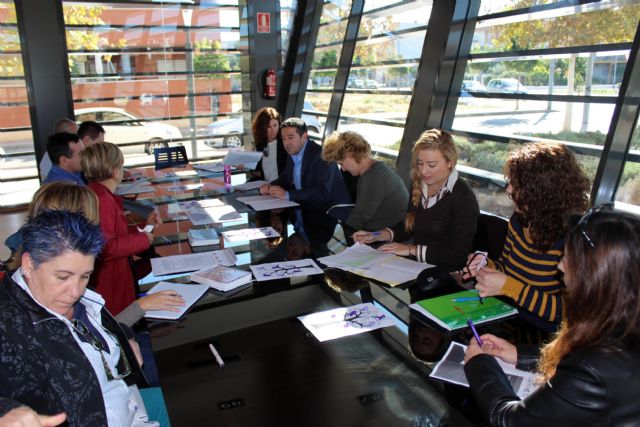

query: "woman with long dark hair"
left=464, top=207, right=640, bottom=426
left=465, top=142, right=590, bottom=332
left=251, top=107, right=287, bottom=181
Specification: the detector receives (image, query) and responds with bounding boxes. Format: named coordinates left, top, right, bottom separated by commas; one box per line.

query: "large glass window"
left=63, top=1, right=244, bottom=168
left=450, top=0, right=640, bottom=216
left=0, top=0, right=37, bottom=207
left=615, top=119, right=640, bottom=211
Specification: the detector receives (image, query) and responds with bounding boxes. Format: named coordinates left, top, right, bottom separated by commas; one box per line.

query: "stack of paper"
left=190, top=265, right=252, bottom=292
left=178, top=199, right=242, bottom=225
left=409, top=289, right=518, bottom=330
left=221, top=227, right=280, bottom=242
left=318, top=243, right=429, bottom=286
left=150, top=249, right=237, bottom=276
left=188, top=228, right=220, bottom=246
left=236, top=195, right=299, bottom=211
left=430, top=342, right=538, bottom=399
left=143, top=281, right=210, bottom=320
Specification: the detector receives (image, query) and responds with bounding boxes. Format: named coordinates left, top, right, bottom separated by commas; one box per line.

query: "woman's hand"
left=0, top=407, right=66, bottom=427
left=462, top=252, right=485, bottom=279
left=478, top=334, right=518, bottom=365
left=378, top=242, right=412, bottom=256
left=475, top=267, right=507, bottom=297
left=464, top=339, right=485, bottom=363
left=138, top=291, right=185, bottom=312
left=352, top=229, right=390, bottom=244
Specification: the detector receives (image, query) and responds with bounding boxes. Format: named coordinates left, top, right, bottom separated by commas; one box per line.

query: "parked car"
left=365, top=79, right=383, bottom=89
left=486, top=78, right=528, bottom=94
left=204, top=101, right=324, bottom=148
left=75, top=107, right=183, bottom=154
left=347, top=78, right=365, bottom=89
left=461, top=80, right=487, bottom=92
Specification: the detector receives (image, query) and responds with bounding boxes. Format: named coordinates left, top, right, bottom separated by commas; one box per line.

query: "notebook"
left=188, top=228, right=220, bottom=246
left=409, top=289, right=517, bottom=330
left=143, top=281, right=209, bottom=320
left=190, top=265, right=253, bottom=292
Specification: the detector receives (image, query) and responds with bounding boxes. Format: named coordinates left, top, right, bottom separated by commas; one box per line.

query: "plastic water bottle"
left=223, top=164, right=232, bottom=187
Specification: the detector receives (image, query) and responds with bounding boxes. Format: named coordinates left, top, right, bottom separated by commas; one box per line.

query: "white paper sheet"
left=236, top=195, right=299, bottom=211
left=194, top=162, right=225, bottom=173
left=250, top=258, right=323, bottom=281
left=178, top=199, right=242, bottom=225
left=223, top=150, right=263, bottom=169
left=318, top=243, right=431, bottom=286
left=151, top=249, right=237, bottom=276
left=232, top=180, right=269, bottom=192
left=143, top=281, right=209, bottom=320
left=115, top=179, right=154, bottom=195
left=222, top=227, right=281, bottom=242
left=430, top=342, right=538, bottom=399
left=298, top=303, right=397, bottom=342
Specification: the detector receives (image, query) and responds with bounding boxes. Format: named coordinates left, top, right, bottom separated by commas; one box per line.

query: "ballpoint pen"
left=450, top=296, right=484, bottom=303
left=467, top=318, right=483, bottom=346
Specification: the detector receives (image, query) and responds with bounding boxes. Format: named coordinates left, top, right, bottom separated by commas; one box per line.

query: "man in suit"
left=43, top=132, right=85, bottom=186
left=260, top=117, right=351, bottom=255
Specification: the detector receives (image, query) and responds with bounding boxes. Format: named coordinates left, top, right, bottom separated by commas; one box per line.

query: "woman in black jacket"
left=463, top=206, right=640, bottom=426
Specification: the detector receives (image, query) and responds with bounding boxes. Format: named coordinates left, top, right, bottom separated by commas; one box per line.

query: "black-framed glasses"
left=71, top=319, right=131, bottom=381
left=575, top=202, right=614, bottom=248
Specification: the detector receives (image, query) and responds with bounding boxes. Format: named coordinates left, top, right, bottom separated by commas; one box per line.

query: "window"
left=615, top=119, right=640, bottom=211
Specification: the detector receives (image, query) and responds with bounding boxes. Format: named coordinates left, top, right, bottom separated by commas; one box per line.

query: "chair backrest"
left=154, top=146, right=188, bottom=170
left=473, top=212, right=508, bottom=260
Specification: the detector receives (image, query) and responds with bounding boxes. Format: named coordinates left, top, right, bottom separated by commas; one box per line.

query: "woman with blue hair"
left=0, top=210, right=157, bottom=426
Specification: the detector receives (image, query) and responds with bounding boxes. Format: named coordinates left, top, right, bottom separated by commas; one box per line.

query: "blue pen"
left=467, top=319, right=483, bottom=346
left=372, top=231, right=381, bottom=236
left=450, top=297, right=483, bottom=302
left=138, top=293, right=148, bottom=297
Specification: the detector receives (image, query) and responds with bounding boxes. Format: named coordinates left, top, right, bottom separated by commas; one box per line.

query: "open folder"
left=143, top=281, right=209, bottom=320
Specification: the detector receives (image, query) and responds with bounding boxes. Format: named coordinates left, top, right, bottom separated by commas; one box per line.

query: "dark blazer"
left=464, top=343, right=640, bottom=426
left=271, top=140, right=352, bottom=243
left=0, top=274, right=148, bottom=426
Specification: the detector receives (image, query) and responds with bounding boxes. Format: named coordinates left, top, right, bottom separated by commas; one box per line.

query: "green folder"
left=409, top=289, right=518, bottom=330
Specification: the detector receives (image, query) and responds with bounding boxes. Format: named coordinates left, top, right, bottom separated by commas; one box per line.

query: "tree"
left=193, top=38, right=231, bottom=77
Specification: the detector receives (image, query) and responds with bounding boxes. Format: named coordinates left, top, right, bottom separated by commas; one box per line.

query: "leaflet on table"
left=236, top=195, right=299, bottom=211
left=409, top=289, right=518, bottom=330
left=164, top=183, right=204, bottom=192
left=250, top=258, right=324, bottom=281
left=151, top=249, right=237, bottom=276
left=430, top=342, right=538, bottom=399
left=298, top=303, right=397, bottom=342
left=223, top=150, right=263, bottom=170
left=188, top=228, right=220, bottom=246
left=143, top=281, right=210, bottom=320
left=115, top=179, right=154, bottom=195
left=222, top=227, right=280, bottom=242
left=178, top=199, right=242, bottom=225
left=232, top=180, right=269, bottom=192
left=318, top=243, right=430, bottom=286
left=189, top=265, right=253, bottom=292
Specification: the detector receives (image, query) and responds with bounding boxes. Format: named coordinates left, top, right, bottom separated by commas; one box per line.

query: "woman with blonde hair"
left=354, top=129, right=479, bottom=272
left=464, top=207, right=640, bottom=425
left=251, top=107, right=287, bottom=181
left=322, top=130, right=408, bottom=232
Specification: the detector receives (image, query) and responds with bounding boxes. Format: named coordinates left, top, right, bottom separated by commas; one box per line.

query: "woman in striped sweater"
left=466, top=142, right=590, bottom=332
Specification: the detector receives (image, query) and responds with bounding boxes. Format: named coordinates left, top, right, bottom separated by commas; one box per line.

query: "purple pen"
left=467, top=318, right=483, bottom=346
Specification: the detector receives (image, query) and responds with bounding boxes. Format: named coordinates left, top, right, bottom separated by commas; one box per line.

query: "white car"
left=204, top=101, right=324, bottom=148
left=74, top=107, right=183, bottom=154
left=486, top=78, right=528, bottom=94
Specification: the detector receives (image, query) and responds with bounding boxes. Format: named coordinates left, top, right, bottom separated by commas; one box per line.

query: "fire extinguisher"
left=262, top=68, right=277, bottom=99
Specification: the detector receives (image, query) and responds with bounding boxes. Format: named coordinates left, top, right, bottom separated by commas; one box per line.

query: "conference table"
left=127, top=164, right=484, bottom=426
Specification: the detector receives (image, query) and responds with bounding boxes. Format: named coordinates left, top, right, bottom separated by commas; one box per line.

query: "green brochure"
left=409, top=289, right=518, bottom=330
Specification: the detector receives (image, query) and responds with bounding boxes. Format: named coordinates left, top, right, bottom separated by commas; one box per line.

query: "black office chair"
left=154, top=145, right=189, bottom=170
left=473, top=212, right=508, bottom=260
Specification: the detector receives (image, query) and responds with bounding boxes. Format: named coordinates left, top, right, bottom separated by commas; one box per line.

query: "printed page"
left=151, top=249, right=237, bottom=276
left=250, top=258, right=323, bottom=281
left=222, top=227, right=280, bottom=242
left=143, top=281, right=209, bottom=320
left=223, top=150, right=263, bottom=170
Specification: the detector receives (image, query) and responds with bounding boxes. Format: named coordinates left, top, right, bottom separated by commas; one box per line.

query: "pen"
left=209, top=343, right=225, bottom=368
left=450, top=297, right=483, bottom=302
left=138, top=292, right=148, bottom=297
left=467, top=319, right=483, bottom=346
left=160, top=236, right=172, bottom=245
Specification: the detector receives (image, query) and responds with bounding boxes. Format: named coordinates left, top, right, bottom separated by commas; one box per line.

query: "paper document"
left=151, top=249, right=237, bottom=276
left=190, top=265, right=253, bottom=292
left=318, top=243, right=430, bottom=286
left=430, top=342, right=538, bottom=399
left=236, top=195, right=299, bottom=211
left=178, top=199, right=242, bottom=225
left=143, top=281, right=209, bottom=320
left=298, top=303, right=397, bottom=342
left=223, top=150, right=263, bottom=170
left=250, top=258, right=323, bottom=281
left=115, top=179, right=154, bottom=195
left=164, top=183, right=204, bottom=192
left=233, top=180, right=268, bottom=192
left=222, top=227, right=280, bottom=242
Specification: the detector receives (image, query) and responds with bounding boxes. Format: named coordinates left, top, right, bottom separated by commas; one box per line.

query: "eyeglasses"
left=575, top=202, right=614, bottom=247
left=71, top=319, right=131, bottom=381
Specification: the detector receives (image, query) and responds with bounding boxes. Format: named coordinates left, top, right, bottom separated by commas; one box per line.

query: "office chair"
left=473, top=212, right=508, bottom=260
left=154, top=145, right=188, bottom=170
